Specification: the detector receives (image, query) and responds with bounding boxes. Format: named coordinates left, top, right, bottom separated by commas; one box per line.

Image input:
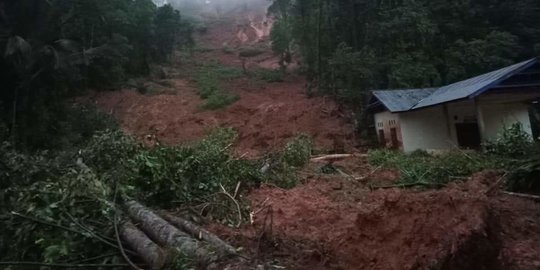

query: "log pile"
left=119, top=200, right=240, bottom=269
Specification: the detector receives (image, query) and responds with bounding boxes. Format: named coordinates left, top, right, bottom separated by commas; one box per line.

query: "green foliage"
left=368, top=149, right=496, bottom=186
left=130, top=128, right=262, bottom=206
left=0, top=1, right=193, bottom=150
left=265, top=135, right=313, bottom=188
left=269, top=0, right=540, bottom=110
left=484, top=123, right=533, bottom=158
left=506, top=147, right=540, bottom=193
left=0, top=126, right=265, bottom=263
left=194, top=63, right=243, bottom=110
left=482, top=124, right=540, bottom=193
left=255, top=69, right=285, bottom=83
left=281, top=135, right=313, bottom=167
left=326, top=43, right=376, bottom=102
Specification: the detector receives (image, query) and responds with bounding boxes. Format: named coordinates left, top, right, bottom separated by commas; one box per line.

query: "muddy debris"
left=204, top=171, right=540, bottom=270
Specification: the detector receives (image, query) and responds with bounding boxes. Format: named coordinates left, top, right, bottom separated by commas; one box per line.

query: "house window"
left=388, top=120, right=397, bottom=126
left=377, top=122, right=384, bottom=128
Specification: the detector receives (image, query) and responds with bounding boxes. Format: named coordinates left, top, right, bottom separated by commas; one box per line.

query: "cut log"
left=119, top=222, right=169, bottom=270
left=124, top=201, right=222, bottom=266
left=160, top=212, right=238, bottom=256
left=310, top=154, right=367, bottom=163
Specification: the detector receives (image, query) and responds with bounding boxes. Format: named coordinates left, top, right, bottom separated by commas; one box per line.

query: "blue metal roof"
left=372, top=88, right=437, bottom=112
left=371, top=58, right=538, bottom=112
left=412, top=58, right=538, bottom=109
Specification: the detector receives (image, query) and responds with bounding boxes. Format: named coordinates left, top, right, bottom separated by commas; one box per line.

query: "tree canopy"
left=269, top=0, right=540, bottom=106
left=0, top=0, right=193, bottom=149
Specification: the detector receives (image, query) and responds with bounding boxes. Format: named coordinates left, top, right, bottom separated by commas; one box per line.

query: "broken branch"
left=502, top=191, right=540, bottom=201
left=310, top=154, right=367, bottom=163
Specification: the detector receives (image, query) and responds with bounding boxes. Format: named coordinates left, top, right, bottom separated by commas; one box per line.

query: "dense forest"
left=269, top=0, right=540, bottom=105
left=0, top=0, right=192, bottom=149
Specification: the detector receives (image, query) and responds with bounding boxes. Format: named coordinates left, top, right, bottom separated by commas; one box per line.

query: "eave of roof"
left=371, top=88, right=436, bottom=113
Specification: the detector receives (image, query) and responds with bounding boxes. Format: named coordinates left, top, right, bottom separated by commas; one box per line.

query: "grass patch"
left=194, top=62, right=244, bottom=110
left=368, top=149, right=497, bottom=186
left=255, top=69, right=285, bottom=82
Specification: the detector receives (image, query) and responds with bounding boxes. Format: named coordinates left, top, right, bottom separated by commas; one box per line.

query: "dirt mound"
left=90, top=76, right=355, bottom=157
left=245, top=173, right=502, bottom=269
left=491, top=195, right=540, bottom=269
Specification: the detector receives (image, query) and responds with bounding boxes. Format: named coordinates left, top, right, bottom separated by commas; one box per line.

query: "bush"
left=282, top=135, right=313, bottom=167
left=484, top=123, right=533, bottom=158
left=201, top=91, right=240, bottom=110
left=128, top=128, right=262, bottom=206
left=506, top=143, right=540, bottom=192
left=368, top=149, right=496, bottom=186
left=263, top=135, right=313, bottom=189
left=255, top=69, right=285, bottom=83
left=194, top=63, right=243, bottom=110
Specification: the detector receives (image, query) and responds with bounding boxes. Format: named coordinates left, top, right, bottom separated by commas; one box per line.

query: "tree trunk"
left=124, top=201, right=222, bottom=266
left=119, top=222, right=169, bottom=270
left=160, top=212, right=238, bottom=256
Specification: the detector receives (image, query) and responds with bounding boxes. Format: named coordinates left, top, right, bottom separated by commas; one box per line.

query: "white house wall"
left=399, top=106, right=455, bottom=152
left=374, top=111, right=402, bottom=149
left=478, top=101, right=533, bottom=140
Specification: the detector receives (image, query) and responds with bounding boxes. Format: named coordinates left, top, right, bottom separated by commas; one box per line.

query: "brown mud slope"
left=492, top=195, right=540, bottom=269
left=91, top=75, right=355, bottom=157
left=90, top=14, right=355, bottom=156
left=208, top=171, right=540, bottom=269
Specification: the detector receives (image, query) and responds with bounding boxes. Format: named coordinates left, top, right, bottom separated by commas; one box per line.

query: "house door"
left=390, top=128, right=399, bottom=149
left=455, top=123, right=481, bottom=149
left=378, top=130, right=386, bottom=146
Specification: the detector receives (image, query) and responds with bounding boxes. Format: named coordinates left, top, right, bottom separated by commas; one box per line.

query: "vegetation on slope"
left=0, top=1, right=193, bottom=150
left=369, top=124, right=540, bottom=191
left=268, top=0, right=540, bottom=117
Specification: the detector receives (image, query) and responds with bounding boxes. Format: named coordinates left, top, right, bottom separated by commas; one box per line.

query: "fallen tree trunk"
left=119, top=222, right=169, bottom=270
left=124, top=201, right=222, bottom=266
left=160, top=212, right=238, bottom=256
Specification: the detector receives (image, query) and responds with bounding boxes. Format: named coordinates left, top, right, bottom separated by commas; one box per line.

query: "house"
left=368, top=58, right=540, bottom=152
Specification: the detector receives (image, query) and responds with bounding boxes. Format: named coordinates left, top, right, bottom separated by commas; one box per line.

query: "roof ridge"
left=409, top=57, right=538, bottom=110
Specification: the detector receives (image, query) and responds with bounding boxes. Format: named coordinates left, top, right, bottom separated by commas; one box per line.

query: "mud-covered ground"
left=87, top=13, right=356, bottom=158
left=87, top=10, right=540, bottom=269
left=209, top=170, right=540, bottom=270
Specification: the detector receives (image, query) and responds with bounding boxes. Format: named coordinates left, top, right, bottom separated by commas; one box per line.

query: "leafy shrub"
left=201, top=91, right=240, bottom=110
left=506, top=143, right=540, bottom=192
left=129, top=128, right=262, bottom=206
left=80, top=129, right=140, bottom=172
left=484, top=123, right=533, bottom=158
left=194, top=63, right=243, bottom=110
left=263, top=135, right=313, bottom=189
left=255, top=69, right=285, bottom=83
left=369, top=149, right=496, bottom=186
left=282, top=135, right=313, bottom=167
